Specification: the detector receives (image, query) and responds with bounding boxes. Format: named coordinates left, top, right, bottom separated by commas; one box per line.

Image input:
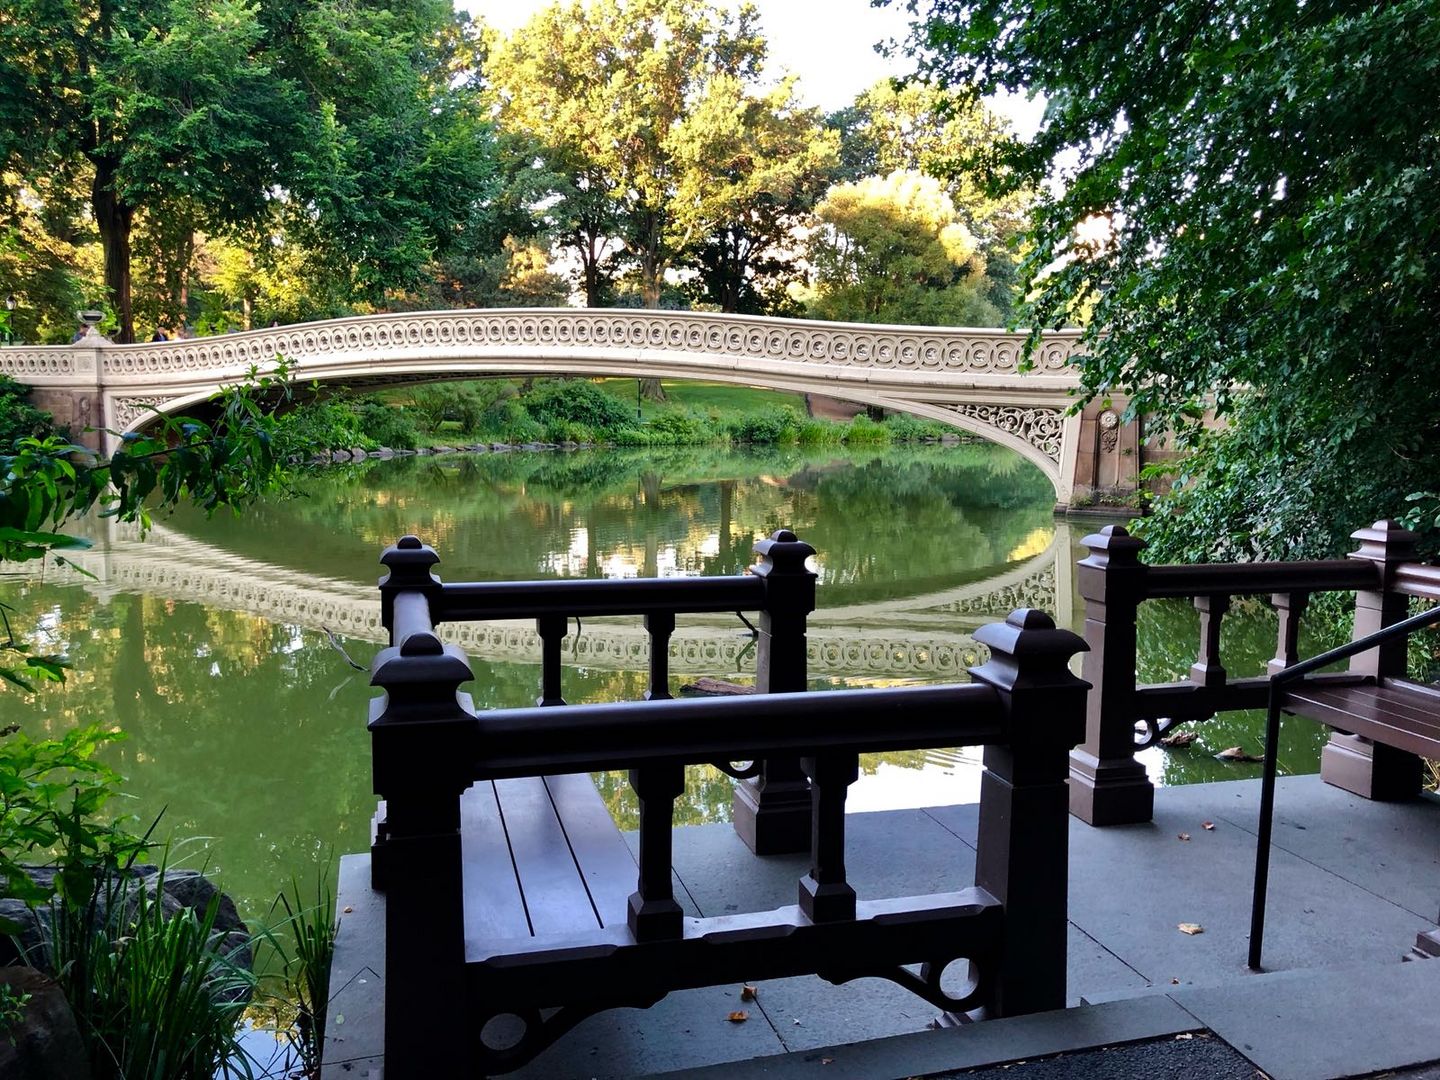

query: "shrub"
left=276, top=399, right=364, bottom=455
left=355, top=401, right=419, bottom=450
left=645, top=411, right=713, bottom=445
left=796, top=419, right=843, bottom=446
left=883, top=412, right=951, bottom=442
left=523, top=379, right=634, bottom=433
left=726, top=406, right=800, bottom=445
left=843, top=414, right=893, bottom=446
left=481, top=398, right=544, bottom=443
left=543, top=419, right=594, bottom=444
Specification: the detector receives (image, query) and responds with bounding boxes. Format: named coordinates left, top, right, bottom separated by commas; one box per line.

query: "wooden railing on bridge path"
left=1070, top=519, right=1440, bottom=827
left=360, top=532, right=1089, bottom=1076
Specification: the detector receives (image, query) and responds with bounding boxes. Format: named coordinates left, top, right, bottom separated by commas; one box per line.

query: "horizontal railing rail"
left=1143, top=560, right=1378, bottom=598
left=433, top=576, right=767, bottom=622
left=468, top=684, right=1007, bottom=779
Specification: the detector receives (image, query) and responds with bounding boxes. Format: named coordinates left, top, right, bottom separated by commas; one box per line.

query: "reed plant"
left=46, top=861, right=258, bottom=1079
left=262, top=869, right=338, bottom=1079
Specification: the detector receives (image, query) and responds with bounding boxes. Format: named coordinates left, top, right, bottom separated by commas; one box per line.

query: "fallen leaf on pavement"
left=740, top=985, right=757, bottom=1002
left=342, top=905, right=354, bottom=914
left=1214, top=746, right=1263, bottom=763
left=820, top=1059, right=834, bottom=1066
left=1202, top=821, right=1216, bottom=830
left=727, top=1011, right=748, bottom=1023
left=1176, top=1033, right=1195, bottom=1041
left=1178, top=832, right=1191, bottom=841
left=1160, top=731, right=1197, bottom=748
left=1177, top=922, right=1204, bottom=935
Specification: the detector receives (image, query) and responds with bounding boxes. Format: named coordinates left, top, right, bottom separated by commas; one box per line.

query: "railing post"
left=970, top=609, right=1089, bottom=1017
left=1068, top=525, right=1154, bottom=825
left=733, top=529, right=815, bottom=855
left=627, top=764, right=686, bottom=942
left=369, top=538, right=478, bottom=1078
left=1324, top=520, right=1424, bottom=799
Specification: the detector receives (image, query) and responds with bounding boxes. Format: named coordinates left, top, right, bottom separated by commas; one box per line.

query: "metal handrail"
left=1249, top=602, right=1440, bottom=969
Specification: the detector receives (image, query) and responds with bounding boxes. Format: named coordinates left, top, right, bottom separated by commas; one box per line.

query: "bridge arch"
left=0, top=309, right=1137, bottom=506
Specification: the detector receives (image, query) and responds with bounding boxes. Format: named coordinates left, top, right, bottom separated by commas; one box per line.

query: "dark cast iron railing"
left=364, top=532, right=1090, bottom=1077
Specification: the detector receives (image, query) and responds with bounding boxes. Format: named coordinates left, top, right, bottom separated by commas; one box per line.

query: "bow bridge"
left=32, top=520, right=1073, bottom=680
left=0, top=309, right=1142, bottom=505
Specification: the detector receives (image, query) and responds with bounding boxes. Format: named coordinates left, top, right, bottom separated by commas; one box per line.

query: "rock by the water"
left=0, top=867, right=250, bottom=976
left=679, top=677, right=756, bottom=697
left=0, top=968, right=88, bottom=1080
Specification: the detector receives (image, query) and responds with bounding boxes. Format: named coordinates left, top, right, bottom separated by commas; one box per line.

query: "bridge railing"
left=1069, top=519, right=1431, bottom=826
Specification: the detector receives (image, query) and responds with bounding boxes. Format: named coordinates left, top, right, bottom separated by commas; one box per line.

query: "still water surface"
left=0, top=444, right=1328, bottom=914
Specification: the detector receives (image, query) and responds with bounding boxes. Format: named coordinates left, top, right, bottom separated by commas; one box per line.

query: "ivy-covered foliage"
left=899, top=0, right=1440, bottom=560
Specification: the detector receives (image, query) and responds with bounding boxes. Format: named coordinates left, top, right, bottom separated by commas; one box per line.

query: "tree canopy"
left=807, top=170, right=998, bottom=326
left=896, top=0, right=1440, bottom=559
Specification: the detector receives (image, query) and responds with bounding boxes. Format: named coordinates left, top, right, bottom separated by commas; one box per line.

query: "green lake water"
left=0, top=443, right=1330, bottom=917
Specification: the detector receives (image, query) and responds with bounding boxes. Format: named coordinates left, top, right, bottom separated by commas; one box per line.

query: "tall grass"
left=47, top=865, right=258, bottom=1080
left=263, top=871, right=338, bottom=1079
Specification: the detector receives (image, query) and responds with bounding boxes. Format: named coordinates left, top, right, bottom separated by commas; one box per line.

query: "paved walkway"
left=325, top=776, right=1440, bottom=1079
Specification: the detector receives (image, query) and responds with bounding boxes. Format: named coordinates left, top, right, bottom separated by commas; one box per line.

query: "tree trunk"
left=92, top=159, right=135, bottom=343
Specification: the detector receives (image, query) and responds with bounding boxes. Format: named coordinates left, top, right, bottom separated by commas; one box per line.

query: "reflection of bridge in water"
left=26, top=522, right=1073, bottom=680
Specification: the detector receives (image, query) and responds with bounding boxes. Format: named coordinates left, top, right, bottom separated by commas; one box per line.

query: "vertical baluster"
left=1070, top=525, right=1153, bottom=826
left=733, top=529, right=816, bottom=855
left=536, top=613, right=567, bottom=706
left=645, top=611, right=674, bottom=701
left=798, top=754, right=858, bottom=923
left=1268, top=591, right=1309, bottom=675
left=1190, top=594, right=1230, bottom=687
left=627, top=765, right=685, bottom=942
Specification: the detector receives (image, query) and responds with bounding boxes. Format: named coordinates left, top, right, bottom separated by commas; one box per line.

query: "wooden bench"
left=357, top=532, right=1090, bottom=1078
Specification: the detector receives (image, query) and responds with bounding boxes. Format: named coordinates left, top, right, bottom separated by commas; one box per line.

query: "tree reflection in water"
left=0, top=444, right=1328, bottom=915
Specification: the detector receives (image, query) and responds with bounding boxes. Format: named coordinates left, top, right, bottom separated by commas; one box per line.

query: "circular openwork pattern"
left=0, top=350, right=74, bottom=377
left=79, top=310, right=1082, bottom=380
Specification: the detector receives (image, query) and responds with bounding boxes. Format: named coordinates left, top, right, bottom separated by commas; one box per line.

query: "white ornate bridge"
left=25, top=520, right=1073, bottom=680
left=0, top=308, right=1141, bottom=504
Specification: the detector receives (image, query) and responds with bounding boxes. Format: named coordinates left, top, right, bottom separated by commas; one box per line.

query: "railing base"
left=1320, top=734, right=1423, bottom=801
left=1409, top=928, right=1440, bottom=962
left=732, top=777, right=811, bottom=855
left=1068, top=750, right=1154, bottom=826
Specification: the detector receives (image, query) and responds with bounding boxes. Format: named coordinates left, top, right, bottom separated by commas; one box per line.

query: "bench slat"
left=1285, top=684, right=1440, bottom=760
left=460, top=781, right=533, bottom=943
left=542, top=773, right=638, bottom=930
left=494, top=776, right=605, bottom=938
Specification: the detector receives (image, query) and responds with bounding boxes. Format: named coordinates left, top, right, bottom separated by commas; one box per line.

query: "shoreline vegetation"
left=276, top=377, right=971, bottom=458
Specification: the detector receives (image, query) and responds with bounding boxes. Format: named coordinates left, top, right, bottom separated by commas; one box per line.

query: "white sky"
left=457, top=0, right=1044, bottom=133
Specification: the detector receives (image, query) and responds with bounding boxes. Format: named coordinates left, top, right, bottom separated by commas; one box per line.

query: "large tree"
left=670, top=76, right=837, bottom=314
left=896, top=0, right=1440, bottom=560
left=0, top=0, right=308, bottom=342
left=807, top=170, right=999, bottom=326
left=488, top=0, right=772, bottom=309
left=826, top=79, right=1032, bottom=321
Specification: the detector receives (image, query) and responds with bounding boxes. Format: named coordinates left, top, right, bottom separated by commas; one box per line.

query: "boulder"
left=349, top=448, right=367, bottom=461
left=0, top=867, right=250, bottom=976
left=0, top=968, right=88, bottom=1080
left=330, top=449, right=351, bottom=463
left=372, top=446, right=394, bottom=459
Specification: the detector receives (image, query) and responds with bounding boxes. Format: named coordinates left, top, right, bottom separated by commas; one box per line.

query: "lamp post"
left=1, top=293, right=14, bottom=346
left=636, top=378, right=643, bottom=421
